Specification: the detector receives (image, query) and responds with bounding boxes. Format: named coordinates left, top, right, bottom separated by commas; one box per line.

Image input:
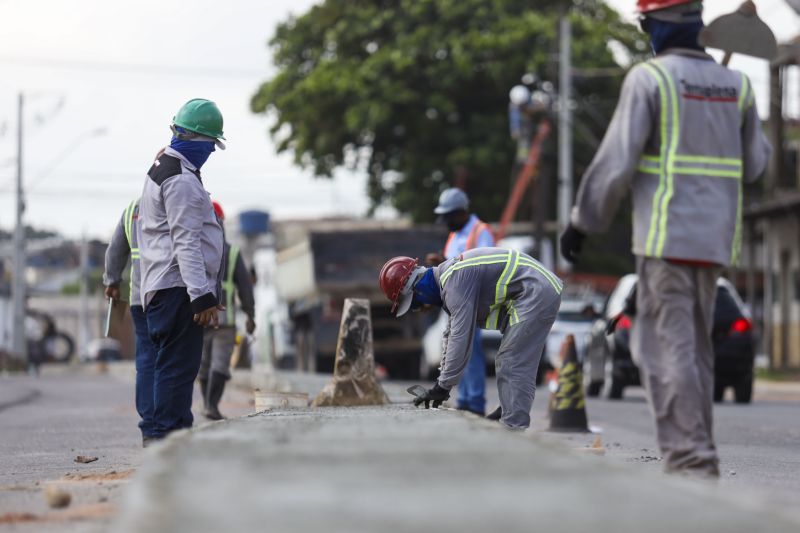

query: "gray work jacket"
left=138, top=147, right=223, bottom=312
left=571, top=48, right=771, bottom=266
left=432, top=247, right=563, bottom=389
left=103, top=199, right=141, bottom=306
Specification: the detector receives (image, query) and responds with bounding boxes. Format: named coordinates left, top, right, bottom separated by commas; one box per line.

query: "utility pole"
left=12, top=93, right=27, bottom=364
left=557, top=14, right=573, bottom=273
left=78, top=231, right=90, bottom=360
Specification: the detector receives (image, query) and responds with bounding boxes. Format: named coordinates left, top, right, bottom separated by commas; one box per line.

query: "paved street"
left=0, top=365, right=252, bottom=531
left=1, top=366, right=799, bottom=531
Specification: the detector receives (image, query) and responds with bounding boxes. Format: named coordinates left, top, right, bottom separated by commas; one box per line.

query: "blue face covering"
left=170, top=127, right=216, bottom=169
left=646, top=18, right=704, bottom=55
left=411, top=268, right=442, bottom=308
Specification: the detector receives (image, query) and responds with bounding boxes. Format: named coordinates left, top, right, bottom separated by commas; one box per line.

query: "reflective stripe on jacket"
left=571, top=48, right=771, bottom=267
left=103, top=199, right=142, bottom=306
left=432, top=247, right=562, bottom=389
left=221, top=244, right=239, bottom=326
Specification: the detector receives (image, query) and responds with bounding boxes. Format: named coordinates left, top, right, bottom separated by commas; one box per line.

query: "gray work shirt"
left=138, top=147, right=223, bottom=313
left=432, top=247, right=563, bottom=389
left=571, top=48, right=771, bottom=266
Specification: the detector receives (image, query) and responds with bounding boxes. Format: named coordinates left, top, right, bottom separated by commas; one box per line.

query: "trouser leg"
left=209, top=327, right=236, bottom=379
left=457, top=330, right=487, bottom=414
left=146, top=287, right=204, bottom=439
left=131, top=305, right=156, bottom=438
left=496, top=294, right=560, bottom=429
left=633, top=258, right=720, bottom=475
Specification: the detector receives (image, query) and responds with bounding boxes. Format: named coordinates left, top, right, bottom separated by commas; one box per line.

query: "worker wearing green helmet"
left=136, top=98, right=226, bottom=445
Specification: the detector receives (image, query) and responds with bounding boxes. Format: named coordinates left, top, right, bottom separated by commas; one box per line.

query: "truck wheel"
left=734, top=376, right=753, bottom=404
left=713, top=381, right=725, bottom=403
left=586, top=380, right=603, bottom=398
left=608, top=379, right=624, bottom=400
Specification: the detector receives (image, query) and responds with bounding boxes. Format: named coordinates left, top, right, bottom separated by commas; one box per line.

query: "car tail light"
left=730, top=318, right=752, bottom=334
left=617, top=315, right=632, bottom=330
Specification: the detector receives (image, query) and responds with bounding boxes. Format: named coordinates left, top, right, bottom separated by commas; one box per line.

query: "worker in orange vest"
left=426, top=188, right=494, bottom=416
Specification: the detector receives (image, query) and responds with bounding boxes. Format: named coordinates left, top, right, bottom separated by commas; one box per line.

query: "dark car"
left=584, top=275, right=755, bottom=403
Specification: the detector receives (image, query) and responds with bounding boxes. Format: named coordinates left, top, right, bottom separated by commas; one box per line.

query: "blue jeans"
left=457, top=330, right=486, bottom=414
left=145, top=287, right=204, bottom=439
left=131, top=305, right=157, bottom=438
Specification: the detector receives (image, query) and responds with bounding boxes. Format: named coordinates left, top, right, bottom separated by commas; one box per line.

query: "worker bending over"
left=380, top=248, right=562, bottom=429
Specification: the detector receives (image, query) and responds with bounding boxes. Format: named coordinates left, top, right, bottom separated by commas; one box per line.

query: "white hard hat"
left=434, top=188, right=469, bottom=215
left=509, top=85, right=531, bottom=106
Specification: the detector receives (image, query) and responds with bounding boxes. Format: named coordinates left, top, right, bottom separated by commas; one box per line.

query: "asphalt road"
left=0, top=365, right=252, bottom=531
left=505, top=379, right=800, bottom=511
left=2, top=366, right=799, bottom=529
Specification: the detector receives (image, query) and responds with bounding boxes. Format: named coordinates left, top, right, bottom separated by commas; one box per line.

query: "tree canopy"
left=252, top=0, right=648, bottom=225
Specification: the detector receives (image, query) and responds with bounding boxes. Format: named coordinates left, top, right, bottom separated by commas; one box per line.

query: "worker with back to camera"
left=560, top=0, right=771, bottom=477
left=380, top=247, right=562, bottom=429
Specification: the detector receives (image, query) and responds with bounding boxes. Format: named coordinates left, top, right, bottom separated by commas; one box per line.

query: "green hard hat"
left=172, top=98, right=225, bottom=140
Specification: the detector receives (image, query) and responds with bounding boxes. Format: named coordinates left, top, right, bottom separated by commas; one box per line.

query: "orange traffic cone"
left=549, top=334, right=589, bottom=432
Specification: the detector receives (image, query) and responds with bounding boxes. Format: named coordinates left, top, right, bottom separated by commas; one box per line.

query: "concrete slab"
left=114, top=405, right=800, bottom=533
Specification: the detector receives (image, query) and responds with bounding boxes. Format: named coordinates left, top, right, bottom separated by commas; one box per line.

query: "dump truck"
left=274, top=222, right=446, bottom=379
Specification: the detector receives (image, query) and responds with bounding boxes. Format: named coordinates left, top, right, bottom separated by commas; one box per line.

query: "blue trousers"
left=130, top=305, right=157, bottom=438
left=145, top=287, right=204, bottom=439
left=457, top=330, right=486, bottom=414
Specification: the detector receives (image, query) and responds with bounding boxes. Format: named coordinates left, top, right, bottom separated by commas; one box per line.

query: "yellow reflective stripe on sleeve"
left=641, top=62, right=670, bottom=257
left=518, top=258, right=563, bottom=294
left=123, top=199, right=136, bottom=247
left=652, top=60, right=680, bottom=259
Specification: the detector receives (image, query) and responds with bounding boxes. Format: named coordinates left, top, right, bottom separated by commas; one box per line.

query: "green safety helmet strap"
left=172, top=98, right=225, bottom=140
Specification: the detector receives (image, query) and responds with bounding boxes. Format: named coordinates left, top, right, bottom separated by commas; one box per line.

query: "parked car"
left=584, top=275, right=755, bottom=403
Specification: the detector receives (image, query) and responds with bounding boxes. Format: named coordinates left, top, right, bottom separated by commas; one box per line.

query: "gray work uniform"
left=433, top=247, right=563, bottom=429
left=199, top=243, right=256, bottom=380
left=571, top=49, right=771, bottom=474
left=103, top=199, right=141, bottom=306
left=139, top=147, right=223, bottom=312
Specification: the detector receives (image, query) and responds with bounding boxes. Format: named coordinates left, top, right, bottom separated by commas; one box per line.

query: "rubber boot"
left=204, top=372, right=227, bottom=421
left=198, top=378, right=209, bottom=412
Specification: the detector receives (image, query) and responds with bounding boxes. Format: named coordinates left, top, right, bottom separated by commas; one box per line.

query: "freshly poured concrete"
left=114, top=405, right=800, bottom=533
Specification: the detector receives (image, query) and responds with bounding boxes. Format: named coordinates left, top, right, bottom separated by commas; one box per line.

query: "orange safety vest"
left=444, top=219, right=493, bottom=257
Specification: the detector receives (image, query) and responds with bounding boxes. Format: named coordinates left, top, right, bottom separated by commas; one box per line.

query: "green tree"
left=252, top=0, right=648, bottom=225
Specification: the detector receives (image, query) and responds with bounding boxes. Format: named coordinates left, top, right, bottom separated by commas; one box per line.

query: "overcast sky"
left=0, top=0, right=797, bottom=239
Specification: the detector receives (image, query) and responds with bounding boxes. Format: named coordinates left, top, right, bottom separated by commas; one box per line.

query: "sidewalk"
left=113, top=373, right=800, bottom=533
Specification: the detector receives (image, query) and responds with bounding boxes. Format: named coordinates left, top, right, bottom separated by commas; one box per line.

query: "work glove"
left=559, top=224, right=586, bottom=264
left=412, top=383, right=450, bottom=409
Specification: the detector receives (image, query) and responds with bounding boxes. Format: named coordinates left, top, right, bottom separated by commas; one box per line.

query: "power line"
left=0, top=55, right=267, bottom=79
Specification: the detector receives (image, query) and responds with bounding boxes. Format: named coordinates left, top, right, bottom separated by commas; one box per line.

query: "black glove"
left=412, top=383, right=450, bottom=409
left=560, top=224, right=586, bottom=264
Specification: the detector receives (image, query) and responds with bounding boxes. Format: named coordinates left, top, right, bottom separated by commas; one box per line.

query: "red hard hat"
left=637, top=0, right=699, bottom=13
left=379, top=256, right=418, bottom=316
left=212, top=200, right=225, bottom=221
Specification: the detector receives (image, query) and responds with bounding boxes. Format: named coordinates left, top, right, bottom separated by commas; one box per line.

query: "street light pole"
left=12, top=93, right=27, bottom=363
left=557, top=14, right=573, bottom=272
